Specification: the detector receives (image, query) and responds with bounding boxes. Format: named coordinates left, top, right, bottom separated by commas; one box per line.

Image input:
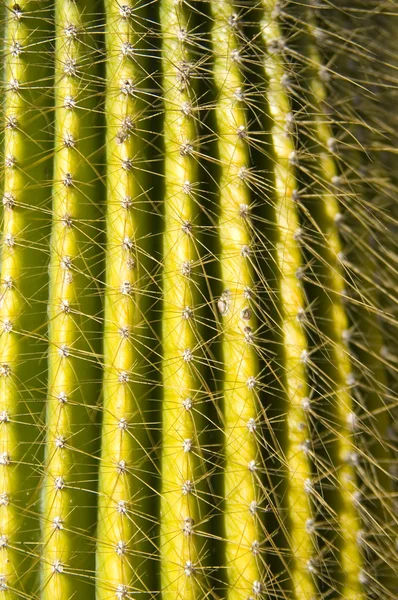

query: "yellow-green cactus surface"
left=0, top=1, right=397, bottom=599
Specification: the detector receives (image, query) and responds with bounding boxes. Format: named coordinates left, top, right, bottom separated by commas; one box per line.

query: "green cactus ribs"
left=0, top=1, right=395, bottom=599
left=41, top=0, right=103, bottom=596
left=0, top=1, right=52, bottom=596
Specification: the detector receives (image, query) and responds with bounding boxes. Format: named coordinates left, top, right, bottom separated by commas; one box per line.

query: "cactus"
left=209, top=1, right=265, bottom=597
left=159, top=0, right=207, bottom=596
left=97, top=1, right=153, bottom=597
left=41, top=0, right=104, bottom=596
left=1, top=1, right=52, bottom=594
left=0, top=1, right=397, bottom=599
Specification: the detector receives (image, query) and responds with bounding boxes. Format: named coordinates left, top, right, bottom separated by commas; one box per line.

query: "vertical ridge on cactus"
left=97, top=0, right=155, bottom=597
left=0, top=1, right=397, bottom=598
left=289, top=6, right=397, bottom=597
left=0, top=1, right=52, bottom=596
left=159, top=0, right=207, bottom=596
left=286, top=6, right=365, bottom=597
left=42, top=0, right=103, bottom=597
left=258, top=2, right=317, bottom=597
left=209, top=2, right=263, bottom=598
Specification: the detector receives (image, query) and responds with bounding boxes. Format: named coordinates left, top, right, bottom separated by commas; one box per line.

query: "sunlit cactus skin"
left=0, top=1, right=397, bottom=599
left=97, top=0, right=155, bottom=597
left=258, top=2, right=317, bottom=597
left=41, top=0, right=103, bottom=597
left=0, top=1, right=52, bottom=596
left=159, top=0, right=207, bottom=596
left=209, top=2, right=264, bottom=598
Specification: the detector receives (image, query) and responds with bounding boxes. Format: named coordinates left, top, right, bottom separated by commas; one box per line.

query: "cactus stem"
left=0, top=1, right=52, bottom=596
left=259, top=1, right=317, bottom=597
left=97, top=0, right=152, bottom=597
left=159, top=0, right=206, bottom=597
left=210, top=2, right=266, bottom=598
left=42, top=0, right=102, bottom=596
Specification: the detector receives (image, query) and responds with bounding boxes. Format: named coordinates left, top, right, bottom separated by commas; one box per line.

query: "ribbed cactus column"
left=160, top=0, right=206, bottom=597
left=210, top=3, right=264, bottom=598
left=305, top=10, right=396, bottom=591
left=259, top=2, right=316, bottom=597
left=294, top=11, right=365, bottom=597
left=97, top=1, right=152, bottom=598
left=306, top=11, right=397, bottom=594
left=42, top=0, right=102, bottom=596
left=0, top=1, right=52, bottom=596
left=0, top=3, right=395, bottom=599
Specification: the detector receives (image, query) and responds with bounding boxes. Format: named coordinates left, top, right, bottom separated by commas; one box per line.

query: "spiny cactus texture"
left=0, top=0, right=397, bottom=598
